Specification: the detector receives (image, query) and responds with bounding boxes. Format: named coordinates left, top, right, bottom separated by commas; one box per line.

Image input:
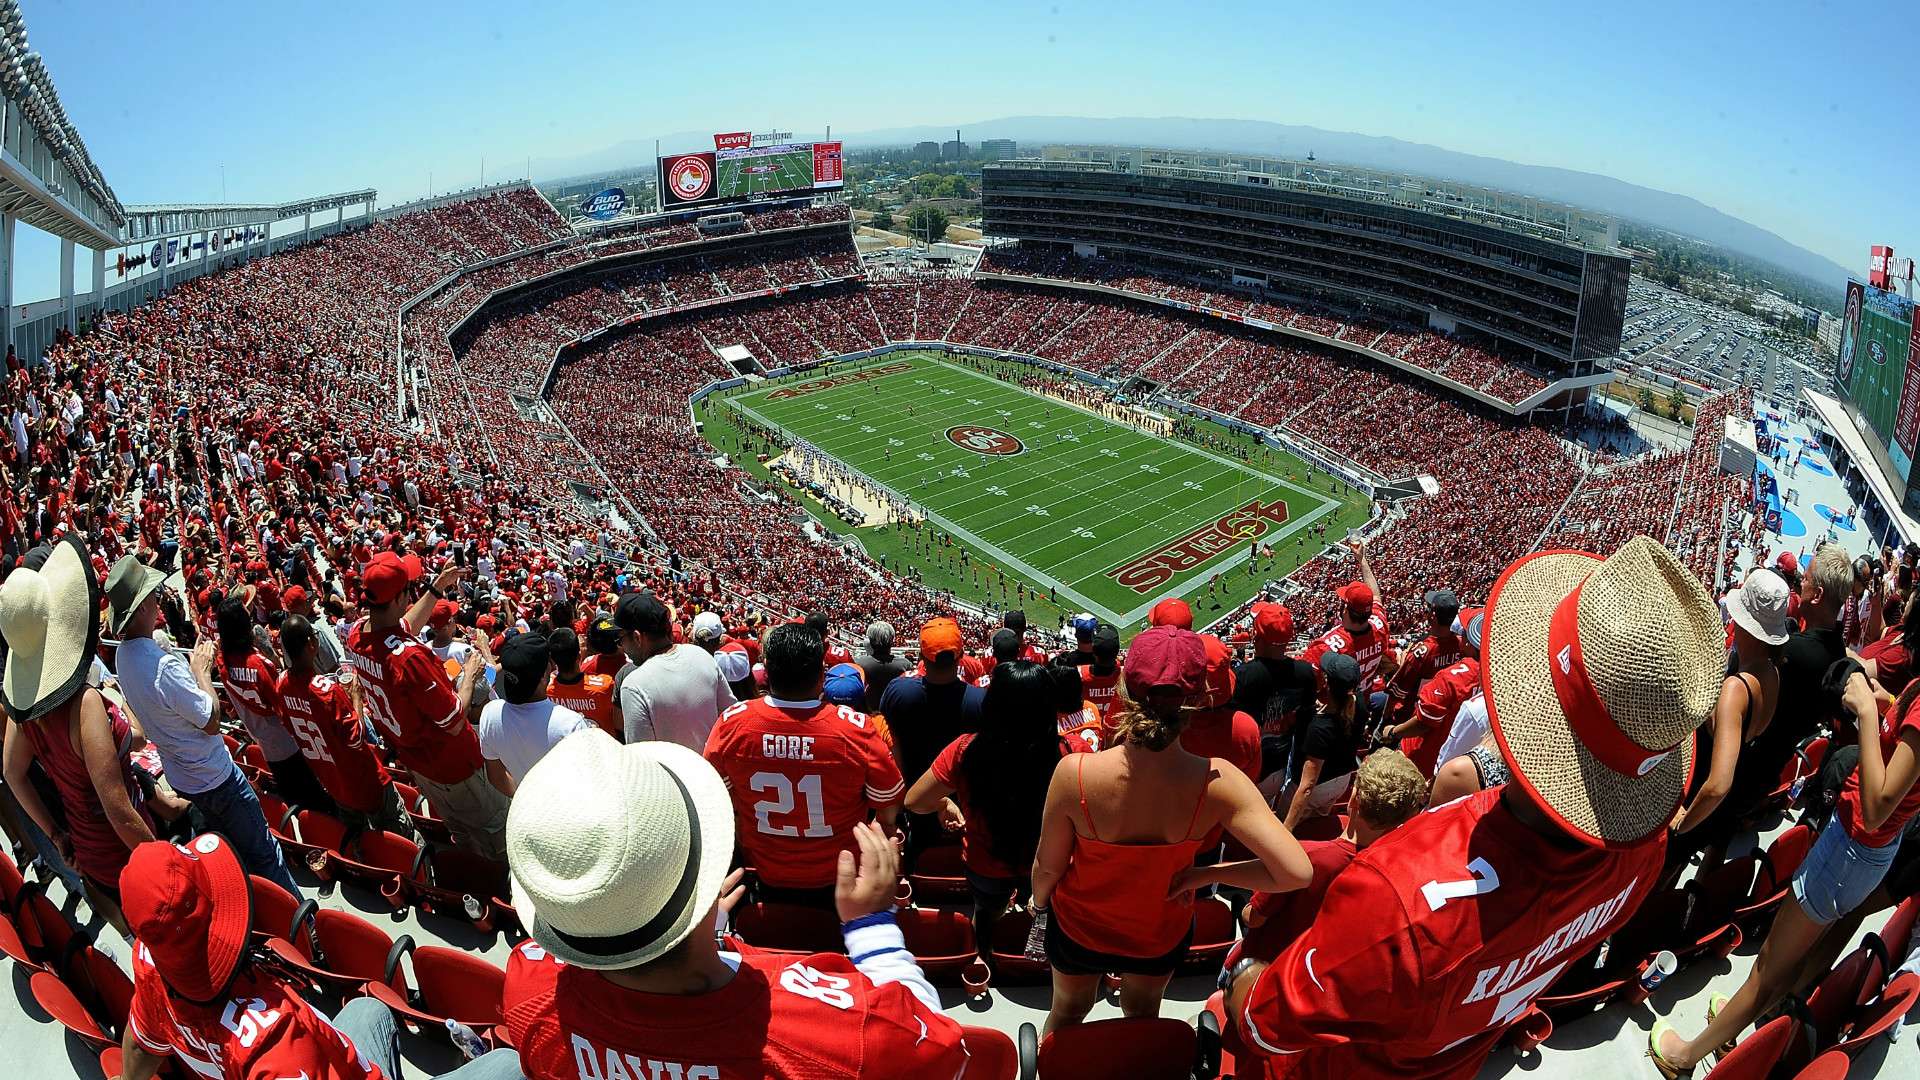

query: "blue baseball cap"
left=823, top=663, right=866, bottom=707
left=1072, top=613, right=1099, bottom=639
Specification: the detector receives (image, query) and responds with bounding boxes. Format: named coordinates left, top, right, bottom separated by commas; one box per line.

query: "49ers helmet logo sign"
left=947, top=425, right=1024, bottom=456
left=660, top=152, right=716, bottom=206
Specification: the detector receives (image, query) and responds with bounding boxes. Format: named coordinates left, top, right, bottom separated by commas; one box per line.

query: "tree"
left=1636, top=386, right=1656, bottom=412
left=906, top=205, right=950, bottom=246
left=871, top=209, right=894, bottom=232
left=1666, top=387, right=1688, bottom=420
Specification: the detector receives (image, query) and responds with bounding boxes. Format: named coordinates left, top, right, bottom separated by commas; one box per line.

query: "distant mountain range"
left=533, top=115, right=1850, bottom=289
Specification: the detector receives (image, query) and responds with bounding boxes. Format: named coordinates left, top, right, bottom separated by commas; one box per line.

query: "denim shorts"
left=1792, top=812, right=1902, bottom=925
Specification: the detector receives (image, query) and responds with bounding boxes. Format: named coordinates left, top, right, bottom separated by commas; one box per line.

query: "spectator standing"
left=1003, top=609, right=1048, bottom=663
left=106, top=555, right=299, bottom=895
left=1, top=537, right=155, bottom=933
left=905, top=660, right=1062, bottom=969
left=1031, top=626, right=1311, bottom=1034
left=478, top=632, right=593, bottom=793
left=501, top=730, right=967, bottom=1079
left=1380, top=589, right=1465, bottom=733
left=276, top=615, right=409, bottom=834
left=578, top=616, right=625, bottom=680
left=1383, top=658, right=1483, bottom=780
left=1232, top=603, right=1316, bottom=788
left=347, top=552, right=508, bottom=860
left=214, top=598, right=330, bottom=812
left=543, top=627, right=618, bottom=736
left=879, top=617, right=984, bottom=863
left=854, top=620, right=907, bottom=713
left=1859, top=587, right=1920, bottom=693
left=1077, top=623, right=1123, bottom=724
left=1283, top=653, right=1365, bottom=830
left=1054, top=613, right=1099, bottom=667
left=281, top=585, right=342, bottom=673
left=1229, top=537, right=1721, bottom=1079
left=1298, top=542, right=1390, bottom=717
left=704, top=624, right=903, bottom=906
left=1183, top=634, right=1264, bottom=784
left=617, top=592, right=734, bottom=750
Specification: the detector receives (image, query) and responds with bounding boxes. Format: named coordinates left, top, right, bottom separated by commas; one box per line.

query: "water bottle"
left=1024, top=908, right=1050, bottom=961
left=1788, top=774, right=1806, bottom=803
left=445, top=1018, right=488, bottom=1060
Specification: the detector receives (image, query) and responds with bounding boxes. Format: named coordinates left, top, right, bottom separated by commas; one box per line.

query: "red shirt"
left=932, top=732, right=1064, bottom=879
left=547, top=673, right=619, bottom=737
left=1237, top=838, right=1359, bottom=964
left=1383, top=630, right=1465, bottom=726
left=345, top=617, right=483, bottom=785
left=128, top=943, right=386, bottom=1079
left=1860, top=630, right=1914, bottom=694
left=1239, top=786, right=1664, bottom=1079
left=1182, top=706, right=1263, bottom=783
left=1058, top=703, right=1104, bottom=755
left=278, top=670, right=392, bottom=814
left=579, top=652, right=625, bottom=680
left=703, top=696, right=905, bottom=888
left=1401, top=660, right=1482, bottom=780
left=1838, top=692, right=1920, bottom=847
left=222, top=651, right=295, bottom=760
left=1077, top=664, right=1121, bottom=722
left=502, top=938, right=967, bottom=1080
left=1300, top=603, right=1390, bottom=697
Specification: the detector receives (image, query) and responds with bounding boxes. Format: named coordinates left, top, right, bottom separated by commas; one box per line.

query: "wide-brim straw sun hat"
left=507, top=729, right=735, bottom=970
left=1482, top=535, right=1722, bottom=847
left=0, top=536, right=102, bottom=724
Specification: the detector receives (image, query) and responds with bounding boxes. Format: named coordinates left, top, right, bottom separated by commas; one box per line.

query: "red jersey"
left=579, top=652, right=625, bottom=680
left=345, top=617, right=483, bottom=785
left=1400, top=660, right=1482, bottom=780
left=1239, top=787, right=1663, bottom=1079
left=1299, top=603, right=1390, bottom=696
left=1837, top=691, right=1920, bottom=847
left=1077, top=664, right=1122, bottom=723
left=547, top=673, right=619, bottom=737
left=1058, top=703, right=1103, bottom=755
left=1237, top=838, right=1359, bottom=964
left=277, top=670, right=392, bottom=814
left=1182, top=706, right=1263, bottom=783
left=1383, top=630, right=1465, bottom=726
left=221, top=651, right=297, bottom=762
left=703, top=696, right=905, bottom=888
left=128, top=943, right=386, bottom=1079
left=503, top=938, right=966, bottom=1080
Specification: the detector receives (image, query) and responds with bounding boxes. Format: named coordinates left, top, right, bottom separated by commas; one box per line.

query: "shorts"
left=1792, top=812, right=1902, bottom=926
left=1467, top=745, right=1510, bottom=790
left=1046, top=909, right=1194, bottom=978
left=965, top=869, right=1023, bottom=913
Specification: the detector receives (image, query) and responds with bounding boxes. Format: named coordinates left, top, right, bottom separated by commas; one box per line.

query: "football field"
left=714, top=148, right=815, bottom=199
left=721, top=353, right=1344, bottom=627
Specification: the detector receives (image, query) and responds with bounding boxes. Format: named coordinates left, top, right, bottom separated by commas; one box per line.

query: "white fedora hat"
left=506, top=728, right=735, bottom=970
left=1482, top=535, right=1722, bottom=846
left=0, top=536, right=101, bottom=725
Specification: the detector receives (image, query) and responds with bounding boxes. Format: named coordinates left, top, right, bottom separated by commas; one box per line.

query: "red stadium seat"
left=1182, top=896, right=1237, bottom=974
left=1733, top=825, right=1815, bottom=933
left=988, top=909, right=1051, bottom=983
left=733, top=901, right=842, bottom=956
left=364, top=940, right=507, bottom=1047
left=248, top=874, right=301, bottom=945
left=327, top=829, right=420, bottom=909
left=1704, top=1015, right=1802, bottom=1080
left=407, top=845, right=513, bottom=930
left=958, top=1025, right=1018, bottom=1080
left=1880, top=894, right=1920, bottom=959
left=906, top=843, right=970, bottom=904
left=896, top=907, right=975, bottom=981
left=267, top=899, right=411, bottom=999
left=1020, top=1017, right=1210, bottom=1080
left=1804, top=941, right=1889, bottom=1048
left=1790, top=1050, right=1853, bottom=1079
left=1826, top=972, right=1919, bottom=1058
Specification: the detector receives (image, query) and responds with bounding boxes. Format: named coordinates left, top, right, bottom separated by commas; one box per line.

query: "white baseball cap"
left=690, top=611, right=726, bottom=643
left=506, top=729, right=736, bottom=970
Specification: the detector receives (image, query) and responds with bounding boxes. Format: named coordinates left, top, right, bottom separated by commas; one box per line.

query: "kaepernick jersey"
left=1058, top=702, right=1103, bottom=754
left=1239, top=786, right=1664, bottom=1079
left=129, top=944, right=386, bottom=1079
left=504, top=938, right=968, bottom=1080
left=346, top=617, right=483, bottom=785
left=548, top=672, right=619, bottom=737
left=1383, top=630, right=1466, bottom=727
left=1077, top=664, right=1122, bottom=723
left=277, top=670, right=392, bottom=813
left=703, top=696, right=905, bottom=888
left=221, top=651, right=299, bottom=761
left=1400, top=660, right=1482, bottom=780
left=1299, top=603, right=1390, bottom=695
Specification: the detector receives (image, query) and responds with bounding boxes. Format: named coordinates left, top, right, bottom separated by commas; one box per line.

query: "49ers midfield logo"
left=666, top=154, right=713, bottom=202
left=947, top=425, right=1024, bottom=456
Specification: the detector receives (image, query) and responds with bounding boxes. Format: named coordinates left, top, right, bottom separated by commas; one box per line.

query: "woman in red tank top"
left=1028, top=627, right=1311, bottom=1035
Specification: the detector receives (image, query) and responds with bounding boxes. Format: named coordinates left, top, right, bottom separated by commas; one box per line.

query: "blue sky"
left=9, top=0, right=1914, bottom=300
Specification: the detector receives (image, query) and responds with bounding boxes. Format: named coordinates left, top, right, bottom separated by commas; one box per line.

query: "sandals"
left=1704, top=994, right=1740, bottom=1061
left=1647, top=1021, right=1693, bottom=1079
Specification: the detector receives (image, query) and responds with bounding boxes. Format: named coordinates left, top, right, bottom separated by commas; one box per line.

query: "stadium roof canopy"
left=120, top=191, right=379, bottom=243
left=0, top=0, right=126, bottom=247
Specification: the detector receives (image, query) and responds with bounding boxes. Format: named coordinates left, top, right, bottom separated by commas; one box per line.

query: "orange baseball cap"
left=919, top=617, right=964, bottom=658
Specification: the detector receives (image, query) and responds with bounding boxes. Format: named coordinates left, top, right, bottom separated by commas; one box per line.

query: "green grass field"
left=713, top=353, right=1367, bottom=631
left=715, top=148, right=815, bottom=199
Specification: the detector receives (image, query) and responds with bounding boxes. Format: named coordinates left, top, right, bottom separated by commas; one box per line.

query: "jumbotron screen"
left=1837, top=279, right=1920, bottom=483
left=659, top=141, right=843, bottom=208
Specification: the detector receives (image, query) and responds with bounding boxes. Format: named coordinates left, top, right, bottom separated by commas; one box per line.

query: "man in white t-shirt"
left=616, top=592, right=734, bottom=750
left=478, top=632, right=593, bottom=794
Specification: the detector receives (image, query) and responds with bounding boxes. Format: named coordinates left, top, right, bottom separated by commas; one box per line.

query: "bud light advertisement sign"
left=581, top=187, right=627, bottom=221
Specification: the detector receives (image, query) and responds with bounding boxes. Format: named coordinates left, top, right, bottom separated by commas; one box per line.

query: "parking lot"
left=1618, top=277, right=1831, bottom=405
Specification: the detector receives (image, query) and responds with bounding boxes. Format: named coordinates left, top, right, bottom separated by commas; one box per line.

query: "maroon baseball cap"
left=120, top=834, right=252, bottom=1004
left=1251, top=602, right=1294, bottom=645
left=1122, top=626, right=1209, bottom=703
left=1148, top=597, right=1194, bottom=630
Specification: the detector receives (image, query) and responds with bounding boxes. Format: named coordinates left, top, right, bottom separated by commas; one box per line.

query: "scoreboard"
left=660, top=136, right=844, bottom=209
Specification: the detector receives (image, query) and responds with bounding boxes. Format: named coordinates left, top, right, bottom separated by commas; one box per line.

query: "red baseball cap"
left=1199, top=633, right=1235, bottom=708
left=428, top=599, right=457, bottom=628
left=477, top=613, right=497, bottom=632
left=281, top=585, right=309, bottom=607
left=1148, top=597, right=1194, bottom=630
left=1251, top=602, right=1294, bottom=646
left=361, top=551, right=415, bottom=605
left=120, top=834, right=251, bottom=1003
left=1775, top=551, right=1799, bottom=575
left=1338, top=581, right=1375, bottom=611
left=1122, top=626, right=1209, bottom=703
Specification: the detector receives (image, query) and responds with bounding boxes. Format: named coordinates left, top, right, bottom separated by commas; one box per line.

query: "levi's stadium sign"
left=581, top=187, right=627, bottom=220
left=714, top=131, right=751, bottom=151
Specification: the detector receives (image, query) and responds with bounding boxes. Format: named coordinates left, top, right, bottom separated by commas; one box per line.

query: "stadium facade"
left=981, top=148, right=1631, bottom=411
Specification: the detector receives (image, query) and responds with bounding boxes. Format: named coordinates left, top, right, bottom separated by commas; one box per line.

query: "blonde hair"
left=1349, top=750, right=1429, bottom=832
left=1808, top=545, right=1854, bottom=611
left=1106, top=682, right=1192, bottom=751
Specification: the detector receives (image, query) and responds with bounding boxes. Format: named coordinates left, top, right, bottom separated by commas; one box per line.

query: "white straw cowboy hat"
left=506, top=728, right=735, bottom=970
left=1724, top=568, right=1791, bottom=647
left=0, top=536, right=102, bottom=725
left=1482, top=535, right=1722, bottom=846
